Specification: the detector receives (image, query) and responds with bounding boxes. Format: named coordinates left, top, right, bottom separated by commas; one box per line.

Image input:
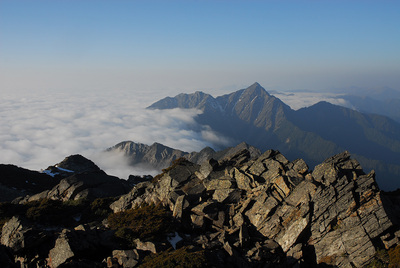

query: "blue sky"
left=1, top=0, right=400, bottom=179
left=1, top=0, right=400, bottom=93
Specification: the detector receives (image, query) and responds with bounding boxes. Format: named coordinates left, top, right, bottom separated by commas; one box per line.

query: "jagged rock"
left=21, top=171, right=130, bottom=203
left=232, top=168, right=254, bottom=191
left=197, top=158, right=219, bottom=180
left=286, top=243, right=303, bottom=263
left=1, top=217, right=28, bottom=252
left=106, top=257, right=119, bottom=268
left=104, top=149, right=396, bottom=267
left=134, top=239, right=167, bottom=254
left=172, top=195, right=189, bottom=219
left=3, top=148, right=395, bottom=268
left=110, top=181, right=154, bottom=213
left=220, top=149, right=252, bottom=167
left=1, top=217, right=52, bottom=255
left=309, top=154, right=394, bottom=267
left=276, top=216, right=308, bottom=252
left=48, top=230, right=75, bottom=268
left=1, top=217, right=56, bottom=267
left=112, top=249, right=139, bottom=268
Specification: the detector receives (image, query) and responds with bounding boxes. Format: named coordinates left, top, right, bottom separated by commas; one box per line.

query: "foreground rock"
left=110, top=149, right=400, bottom=267
left=1, top=149, right=400, bottom=267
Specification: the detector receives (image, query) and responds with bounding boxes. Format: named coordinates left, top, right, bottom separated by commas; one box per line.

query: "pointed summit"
left=248, top=82, right=262, bottom=90
left=242, top=82, right=270, bottom=98
left=240, top=82, right=270, bottom=101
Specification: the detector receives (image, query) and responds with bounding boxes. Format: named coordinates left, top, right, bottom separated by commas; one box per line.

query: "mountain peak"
left=249, top=82, right=262, bottom=88
left=55, top=154, right=101, bottom=174
left=238, top=82, right=270, bottom=101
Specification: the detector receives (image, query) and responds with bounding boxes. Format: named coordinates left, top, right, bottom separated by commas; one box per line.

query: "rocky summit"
left=1, top=149, right=400, bottom=267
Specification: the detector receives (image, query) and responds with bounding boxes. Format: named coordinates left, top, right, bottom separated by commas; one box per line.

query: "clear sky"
left=1, top=0, right=399, bottom=94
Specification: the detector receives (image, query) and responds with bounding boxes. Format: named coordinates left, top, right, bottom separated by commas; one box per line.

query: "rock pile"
left=1, top=149, right=400, bottom=267
left=110, top=149, right=400, bottom=267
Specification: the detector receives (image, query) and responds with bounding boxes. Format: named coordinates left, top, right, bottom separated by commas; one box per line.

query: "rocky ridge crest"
left=110, top=149, right=400, bottom=267
left=1, top=149, right=400, bottom=267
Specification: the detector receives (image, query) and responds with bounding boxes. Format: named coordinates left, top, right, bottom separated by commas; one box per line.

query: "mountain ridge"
left=147, top=83, right=400, bottom=190
left=107, top=141, right=261, bottom=171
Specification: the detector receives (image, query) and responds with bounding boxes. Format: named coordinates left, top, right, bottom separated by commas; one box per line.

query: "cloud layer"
left=0, top=88, right=348, bottom=179
left=0, top=89, right=229, bottom=178
left=271, top=91, right=350, bottom=110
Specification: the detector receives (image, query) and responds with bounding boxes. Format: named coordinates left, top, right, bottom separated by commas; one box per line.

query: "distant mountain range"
left=340, top=95, right=400, bottom=123
left=107, top=141, right=261, bottom=170
left=146, top=82, right=400, bottom=190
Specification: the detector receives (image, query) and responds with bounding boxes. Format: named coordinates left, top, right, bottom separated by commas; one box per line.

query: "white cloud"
left=0, top=89, right=230, bottom=179
left=2, top=87, right=351, bottom=179
left=271, top=91, right=351, bottom=110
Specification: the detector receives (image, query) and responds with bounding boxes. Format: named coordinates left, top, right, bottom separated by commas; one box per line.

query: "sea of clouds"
left=0, top=89, right=231, bottom=178
left=271, top=91, right=350, bottom=110
left=0, top=87, right=347, bottom=179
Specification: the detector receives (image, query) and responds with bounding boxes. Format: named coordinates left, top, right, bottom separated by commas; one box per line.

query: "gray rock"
left=110, top=181, right=153, bottom=213
left=112, top=249, right=139, bottom=268
left=1, top=217, right=28, bottom=252
left=48, top=230, right=75, bottom=268
left=172, top=195, right=189, bottom=219
left=134, top=239, right=158, bottom=254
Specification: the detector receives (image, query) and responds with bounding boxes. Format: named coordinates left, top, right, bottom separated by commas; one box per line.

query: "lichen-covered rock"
left=48, top=230, right=75, bottom=268
left=1, top=217, right=28, bottom=252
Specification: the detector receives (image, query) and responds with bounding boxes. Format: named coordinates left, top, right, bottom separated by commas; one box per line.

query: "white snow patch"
left=41, top=169, right=58, bottom=177
left=56, top=167, right=74, bottom=173
left=73, top=214, right=82, bottom=222
left=168, top=232, right=183, bottom=249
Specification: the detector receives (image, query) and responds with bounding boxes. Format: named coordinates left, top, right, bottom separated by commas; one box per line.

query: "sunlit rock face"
left=110, top=149, right=399, bottom=267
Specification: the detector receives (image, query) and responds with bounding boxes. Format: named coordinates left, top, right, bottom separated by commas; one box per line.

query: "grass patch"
left=139, top=246, right=206, bottom=268
left=108, top=203, right=174, bottom=246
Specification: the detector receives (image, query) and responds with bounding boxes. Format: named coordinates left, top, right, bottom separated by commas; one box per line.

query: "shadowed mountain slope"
left=148, top=83, right=400, bottom=190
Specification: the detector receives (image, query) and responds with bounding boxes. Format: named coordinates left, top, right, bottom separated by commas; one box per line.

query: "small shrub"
left=108, top=203, right=174, bottom=244
left=366, top=259, right=388, bottom=268
left=26, top=199, right=65, bottom=224
left=139, top=246, right=206, bottom=268
left=25, top=198, right=89, bottom=226
left=89, top=197, right=115, bottom=219
left=319, top=255, right=336, bottom=265
left=389, top=245, right=400, bottom=268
